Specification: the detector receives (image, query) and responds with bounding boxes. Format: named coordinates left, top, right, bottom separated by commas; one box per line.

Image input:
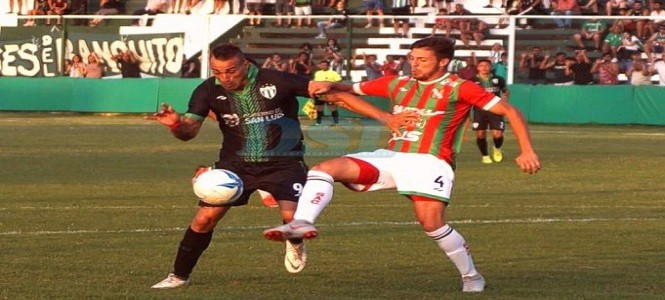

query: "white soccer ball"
left=192, top=169, right=244, bottom=206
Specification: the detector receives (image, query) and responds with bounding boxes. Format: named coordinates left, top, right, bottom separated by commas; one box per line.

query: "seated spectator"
left=69, top=0, right=89, bottom=25
left=507, top=0, right=544, bottom=29
left=605, top=0, right=630, bottom=16
left=90, top=0, right=122, bottom=27
left=322, top=46, right=345, bottom=75
left=262, top=53, right=289, bottom=71
left=9, top=0, right=23, bottom=14
left=626, top=55, right=654, bottom=84
left=212, top=0, right=228, bottom=14
left=67, top=54, right=86, bottom=78
left=651, top=52, right=665, bottom=85
left=645, top=24, right=665, bottom=60
left=445, top=3, right=472, bottom=38
left=591, top=52, right=620, bottom=84
left=579, top=0, right=599, bottom=14
left=484, top=0, right=507, bottom=8
left=461, top=19, right=489, bottom=46
left=132, top=0, right=167, bottom=26
left=489, top=42, right=505, bottom=63
left=519, top=46, right=547, bottom=84
left=627, top=1, right=650, bottom=40
left=602, top=24, right=624, bottom=56
left=290, top=52, right=315, bottom=78
left=23, top=0, right=49, bottom=26
left=573, top=18, right=606, bottom=51
left=616, top=31, right=643, bottom=62
left=315, top=0, right=347, bottom=39
left=430, top=9, right=448, bottom=36
left=275, top=0, right=293, bottom=27
left=85, top=53, right=105, bottom=78
left=321, top=37, right=342, bottom=53
left=566, top=50, right=594, bottom=84
left=47, top=0, right=69, bottom=26
left=363, top=0, right=385, bottom=28
left=646, top=1, right=665, bottom=38
left=540, top=51, right=574, bottom=85
left=391, top=0, right=412, bottom=38
left=351, top=53, right=382, bottom=80
left=550, top=0, right=580, bottom=29
left=112, top=50, right=142, bottom=78
left=293, top=0, right=313, bottom=28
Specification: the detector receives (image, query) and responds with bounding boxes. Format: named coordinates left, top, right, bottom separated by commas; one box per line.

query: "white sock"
left=426, top=224, right=479, bottom=277
left=293, top=170, right=334, bottom=223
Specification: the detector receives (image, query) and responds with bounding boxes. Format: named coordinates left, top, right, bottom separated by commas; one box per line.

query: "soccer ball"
left=192, top=169, right=244, bottom=206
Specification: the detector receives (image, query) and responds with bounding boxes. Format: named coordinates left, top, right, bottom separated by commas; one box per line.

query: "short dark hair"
left=477, top=59, right=492, bottom=65
left=211, top=44, right=245, bottom=61
left=410, top=36, right=455, bottom=61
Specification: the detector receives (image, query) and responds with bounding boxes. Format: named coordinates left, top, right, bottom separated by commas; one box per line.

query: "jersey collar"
left=417, top=73, right=451, bottom=85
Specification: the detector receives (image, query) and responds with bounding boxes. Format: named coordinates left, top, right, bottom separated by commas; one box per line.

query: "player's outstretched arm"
left=488, top=101, right=541, bottom=174
left=145, top=103, right=203, bottom=141
left=321, top=91, right=419, bottom=136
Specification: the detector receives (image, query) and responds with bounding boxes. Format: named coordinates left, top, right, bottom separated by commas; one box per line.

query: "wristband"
left=168, top=121, right=181, bottom=131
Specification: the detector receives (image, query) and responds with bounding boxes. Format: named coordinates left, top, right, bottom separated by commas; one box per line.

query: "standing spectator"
left=550, top=0, right=580, bottom=29
left=132, top=0, right=166, bottom=26
left=23, top=0, right=49, bottom=26
left=312, top=60, right=343, bottom=126
left=493, top=52, right=508, bottom=80
left=566, top=50, right=594, bottom=85
left=245, top=0, right=264, bottom=26
left=591, top=52, right=620, bottom=84
left=85, top=53, right=105, bottom=78
left=626, top=55, right=654, bottom=85
left=67, top=54, right=86, bottom=78
left=90, top=0, right=122, bottom=27
left=540, top=51, right=574, bottom=85
left=322, top=47, right=345, bottom=75
left=489, top=42, right=505, bottom=64
left=519, top=46, right=547, bottom=84
left=351, top=53, right=382, bottom=80
left=573, top=18, right=606, bottom=51
left=362, top=0, right=385, bottom=28
left=293, top=0, right=313, bottom=27
left=380, top=55, right=402, bottom=76
left=262, top=53, right=289, bottom=71
left=112, top=50, right=142, bottom=78
left=315, top=0, right=347, bottom=38
left=9, top=0, right=23, bottom=14
left=47, top=0, right=69, bottom=25
left=275, top=0, right=293, bottom=27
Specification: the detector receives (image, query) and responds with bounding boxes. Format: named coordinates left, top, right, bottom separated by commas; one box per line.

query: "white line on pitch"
left=1, top=217, right=662, bottom=236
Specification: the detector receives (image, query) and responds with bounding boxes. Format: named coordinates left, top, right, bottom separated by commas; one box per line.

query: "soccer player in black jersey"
left=148, top=44, right=410, bottom=289
left=471, top=59, right=508, bottom=164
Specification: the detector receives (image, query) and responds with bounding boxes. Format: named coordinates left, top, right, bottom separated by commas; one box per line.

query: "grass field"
left=1, top=112, right=664, bottom=299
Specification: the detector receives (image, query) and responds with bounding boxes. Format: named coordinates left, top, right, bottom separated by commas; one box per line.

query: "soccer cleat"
left=261, top=194, right=279, bottom=208
left=462, top=274, right=486, bottom=292
left=263, top=220, right=319, bottom=242
left=492, top=147, right=504, bottom=162
left=284, top=240, right=308, bottom=273
left=481, top=156, right=493, bottom=164
left=151, top=273, right=190, bottom=289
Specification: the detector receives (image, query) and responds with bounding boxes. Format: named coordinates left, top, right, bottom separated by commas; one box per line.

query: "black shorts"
left=202, top=159, right=308, bottom=207
left=472, top=109, right=505, bottom=131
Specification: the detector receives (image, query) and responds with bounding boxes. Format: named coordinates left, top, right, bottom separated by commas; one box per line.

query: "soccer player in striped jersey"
left=263, top=37, right=541, bottom=293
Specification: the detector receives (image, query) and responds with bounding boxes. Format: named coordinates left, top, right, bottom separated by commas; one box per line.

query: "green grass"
left=1, top=113, right=664, bottom=299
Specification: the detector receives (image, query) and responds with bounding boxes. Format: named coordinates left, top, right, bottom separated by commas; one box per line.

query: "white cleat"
left=151, top=273, right=190, bottom=289
left=462, top=274, right=486, bottom=292
left=263, top=220, right=319, bottom=242
left=284, top=240, right=308, bottom=273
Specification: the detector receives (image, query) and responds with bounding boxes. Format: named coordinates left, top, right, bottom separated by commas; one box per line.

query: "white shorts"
left=344, top=149, right=455, bottom=202
left=293, top=6, right=312, bottom=16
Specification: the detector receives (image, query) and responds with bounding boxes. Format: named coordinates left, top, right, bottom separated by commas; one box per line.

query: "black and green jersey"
left=471, top=75, right=506, bottom=98
left=185, top=65, right=310, bottom=162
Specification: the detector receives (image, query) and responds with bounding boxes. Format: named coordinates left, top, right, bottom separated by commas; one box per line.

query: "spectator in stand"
left=391, top=0, right=412, bottom=38
left=262, top=53, right=290, bottom=71
left=550, top=0, right=580, bottom=29
left=566, top=49, right=594, bottom=84
left=507, top=0, right=544, bottom=29
left=591, top=52, right=620, bottom=84
left=9, top=0, right=23, bottom=14
left=322, top=47, right=345, bottom=75
left=90, top=0, right=122, bottom=27
left=579, top=0, right=599, bottom=14
left=132, top=0, right=167, bottom=26
left=293, top=0, right=313, bottom=28
left=489, top=42, right=505, bottom=64
left=605, top=0, right=630, bottom=16
left=47, top=0, right=69, bottom=25
left=430, top=9, right=448, bottom=36
left=67, top=54, right=86, bottom=78
left=85, top=53, right=105, bottom=78
left=362, top=0, right=385, bottom=28
left=321, top=37, right=342, bottom=53
left=646, top=1, right=665, bottom=37
left=69, top=0, right=89, bottom=25
left=212, top=0, right=229, bottom=14
left=23, top=0, right=49, bottom=26
left=400, top=53, right=411, bottom=76
left=462, top=19, right=489, bottom=46
left=312, top=60, right=343, bottom=126
left=645, top=24, right=665, bottom=61
left=616, top=31, right=643, bottom=63
left=275, top=0, right=293, bottom=27
left=651, top=52, right=665, bottom=85
left=299, top=42, right=314, bottom=56
left=112, top=50, right=142, bottom=78
left=628, top=1, right=650, bottom=40
left=457, top=52, right=478, bottom=80
left=573, top=18, right=606, bottom=51
left=351, top=53, right=383, bottom=80
left=445, top=3, right=472, bottom=38
left=181, top=55, right=201, bottom=78
left=626, top=54, right=655, bottom=84
left=519, top=46, right=547, bottom=84
left=603, top=24, right=624, bottom=56
left=494, top=52, right=508, bottom=79
left=246, top=0, right=264, bottom=26
left=380, top=55, right=402, bottom=76
left=484, top=0, right=507, bottom=8
left=290, top=52, right=315, bottom=78
left=315, top=0, right=347, bottom=38
left=541, top=51, right=575, bottom=85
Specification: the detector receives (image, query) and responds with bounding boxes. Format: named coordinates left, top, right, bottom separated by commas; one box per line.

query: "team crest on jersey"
left=492, top=78, right=499, bottom=84
left=216, top=95, right=227, bottom=100
left=260, top=84, right=277, bottom=99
